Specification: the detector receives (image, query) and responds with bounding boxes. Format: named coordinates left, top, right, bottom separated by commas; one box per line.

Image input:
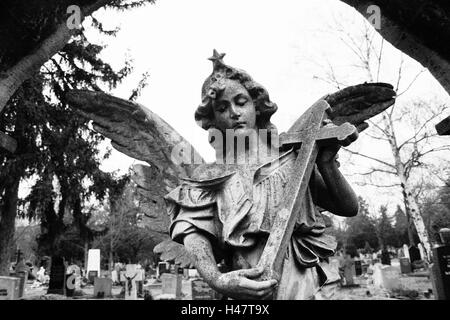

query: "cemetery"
left=1, top=0, right=450, bottom=303
left=1, top=233, right=449, bottom=300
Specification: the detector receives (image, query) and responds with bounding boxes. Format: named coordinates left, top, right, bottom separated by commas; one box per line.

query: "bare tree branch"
left=343, top=149, right=396, bottom=169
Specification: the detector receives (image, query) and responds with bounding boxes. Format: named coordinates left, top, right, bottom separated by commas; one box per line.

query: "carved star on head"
left=208, top=49, right=225, bottom=66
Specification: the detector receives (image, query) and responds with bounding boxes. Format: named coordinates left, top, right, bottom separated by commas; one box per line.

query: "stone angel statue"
left=66, top=50, right=395, bottom=300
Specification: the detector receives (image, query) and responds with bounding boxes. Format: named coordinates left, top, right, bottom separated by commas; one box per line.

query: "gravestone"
left=191, top=278, right=215, bottom=300
left=86, top=249, right=100, bottom=284
left=381, top=250, right=391, bottom=265
left=161, top=273, right=182, bottom=299
left=0, top=277, right=20, bottom=300
left=439, top=228, right=450, bottom=245
left=354, top=260, right=362, bottom=276
left=373, top=265, right=402, bottom=291
left=88, top=271, right=98, bottom=284
left=188, top=269, right=199, bottom=278
left=342, top=256, right=355, bottom=286
left=47, top=256, right=66, bottom=295
left=361, top=263, right=369, bottom=275
left=431, top=245, right=450, bottom=300
left=157, top=262, right=170, bottom=278
left=94, top=278, right=112, bottom=298
left=111, top=270, right=118, bottom=284
left=397, top=247, right=405, bottom=258
left=409, top=246, right=421, bottom=264
left=12, top=271, right=28, bottom=298
left=403, top=244, right=410, bottom=260
left=121, top=264, right=143, bottom=300
left=399, top=257, right=412, bottom=274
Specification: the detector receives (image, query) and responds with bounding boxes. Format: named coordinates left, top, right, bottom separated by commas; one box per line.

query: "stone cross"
left=256, top=100, right=358, bottom=286
left=121, top=264, right=143, bottom=300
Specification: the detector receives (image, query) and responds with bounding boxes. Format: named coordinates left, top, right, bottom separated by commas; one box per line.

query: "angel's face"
left=212, top=79, right=257, bottom=134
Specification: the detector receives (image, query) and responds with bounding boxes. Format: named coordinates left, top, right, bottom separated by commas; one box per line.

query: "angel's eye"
left=235, top=96, right=248, bottom=106
left=214, top=103, right=227, bottom=113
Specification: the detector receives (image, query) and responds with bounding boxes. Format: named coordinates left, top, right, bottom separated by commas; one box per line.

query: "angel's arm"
left=310, top=145, right=359, bottom=217
left=183, top=232, right=277, bottom=300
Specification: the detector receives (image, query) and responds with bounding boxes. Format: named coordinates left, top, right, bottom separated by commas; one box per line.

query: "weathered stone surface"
left=0, top=131, right=17, bottom=153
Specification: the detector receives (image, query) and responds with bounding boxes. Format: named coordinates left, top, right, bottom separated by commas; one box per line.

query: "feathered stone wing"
left=66, top=90, right=200, bottom=267
left=323, top=82, right=396, bottom=131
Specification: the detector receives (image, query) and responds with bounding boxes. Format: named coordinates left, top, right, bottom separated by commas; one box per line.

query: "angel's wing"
left=66, top=90, right=199, bottom=267
left=323, top=82, right=396, bottom=131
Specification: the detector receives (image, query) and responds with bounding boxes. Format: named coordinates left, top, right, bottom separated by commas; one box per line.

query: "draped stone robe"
left=165, top=149, right=340, bottom=299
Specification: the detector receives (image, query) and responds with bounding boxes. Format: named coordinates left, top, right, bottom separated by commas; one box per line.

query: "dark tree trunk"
left=0, top=175, right=20, bottom=276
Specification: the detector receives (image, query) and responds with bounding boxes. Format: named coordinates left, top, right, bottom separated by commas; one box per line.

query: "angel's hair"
left=195, top=51, right=278, bottom=133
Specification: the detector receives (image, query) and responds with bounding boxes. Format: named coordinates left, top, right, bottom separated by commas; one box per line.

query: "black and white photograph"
left=0, top=0, right=449, bottom=311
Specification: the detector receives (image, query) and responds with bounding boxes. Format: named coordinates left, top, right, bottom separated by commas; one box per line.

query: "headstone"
left=86, top=249, right=101, bottom=283
left=15, top=271, right=28, bottom=298
left=47, top=256, right=66, bottom=295
left=0, top=277, right=20, bottom=300
left=191, top=278, right=216, bottom=300
left=343, top=256, right=355, bottom=286
left=161, top=273, right=182, bottom=299
left=157, top=262, right=170, bottom=278
left=176, top=266, right=184, bottom=275
left=188, top=269, right=199, bottom=278
left=399, top=257, right=412, bottom=274
left=431, top=245, right=450, bottom=300
left=354, top=260, right=362, bottom=276
left=111, top=270, right=118, bottom=284
left=88, top=270, right=98, bottom=284
left=381, top=250, right=391, bottom=265
left=121, top=264, right=142, bottom=300
left=439, top=228, right=450, bottom=245
left=374, top=265, right=402, bottom=291
left=361, top=263, right=369, bottom=275
left=403, top=244, right=410, bottom=260
left=409, top=246, right=421, bottom=265
left=94, top=278, right=112, bottom=298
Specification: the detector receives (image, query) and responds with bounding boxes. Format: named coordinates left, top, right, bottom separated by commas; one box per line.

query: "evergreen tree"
left=345, top=196, right=379, bottom=250
left=0, top=3, right=153, bottom=274
left=375, top=205, right=397, bottom=249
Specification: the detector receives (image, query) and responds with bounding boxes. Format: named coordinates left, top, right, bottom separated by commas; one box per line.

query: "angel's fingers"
left=356, top=122, right=369, bottom=132
left=240, top=278, right=277, bottom=291
left=238, top=267, right=263, bottom=279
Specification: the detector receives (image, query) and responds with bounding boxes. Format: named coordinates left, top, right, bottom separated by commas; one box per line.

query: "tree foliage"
left=0, top=2, right=153, bottom=274
left=344, top=197, right=379, bottom=250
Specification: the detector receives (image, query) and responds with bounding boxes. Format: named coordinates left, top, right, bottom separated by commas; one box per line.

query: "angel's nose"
left=229, top=105, right=241, bottom=118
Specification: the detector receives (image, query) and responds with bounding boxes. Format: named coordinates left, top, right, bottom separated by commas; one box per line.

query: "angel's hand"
left=212, top=267, right=278, bottom=300
left=317, top=144, right=340, bottom=167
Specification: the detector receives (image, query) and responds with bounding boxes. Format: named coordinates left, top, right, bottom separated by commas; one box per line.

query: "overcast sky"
left=74, top=0, right=450, bottom=217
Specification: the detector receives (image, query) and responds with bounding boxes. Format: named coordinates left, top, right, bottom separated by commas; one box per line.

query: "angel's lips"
left=232, top=121, right=247, bottom=129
